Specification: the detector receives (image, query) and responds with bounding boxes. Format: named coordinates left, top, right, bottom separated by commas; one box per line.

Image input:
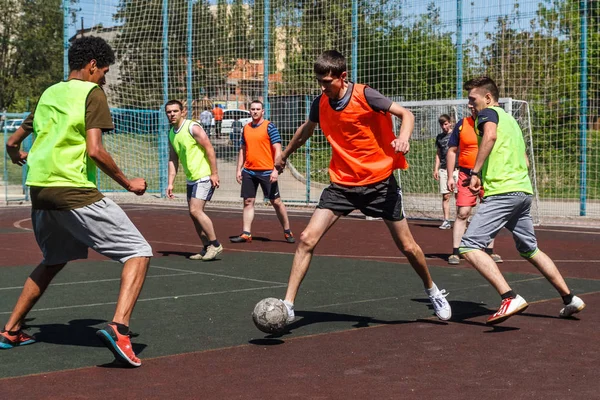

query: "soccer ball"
left=252, top=297, right=289, bottom=334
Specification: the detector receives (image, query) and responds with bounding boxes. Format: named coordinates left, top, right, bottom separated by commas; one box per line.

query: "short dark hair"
left=314, top=50, right=347, bottom=77
left=438, top=114, right=451, bottom=125
left=68, top=36, right=115, bottom=71
left=165, top=99, right=184, bottom=111
left=250, top=100, right=264, bottom=109
left=464, top=76, right=500, bottom=101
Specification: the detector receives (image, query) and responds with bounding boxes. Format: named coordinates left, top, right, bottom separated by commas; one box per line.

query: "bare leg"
left=453, top=206, right=471, bottom=248
left=189, top=198, right=217, bottom=242
left=527, top=250, right=570, bottom=296
left=442, top=193, right=451, bottom=221
left=111, top=256, right=150, bottom=326
left=384, top=219, right=433, bottom=288
left=242, top=198, right=255, bottom=233
left=462, top=249, right=511, bottom=294
left=4, top=263, right=66, bottom=331
left=271, top=197, right=291, bottom=231
left=284, top=208, right=340, bottom=304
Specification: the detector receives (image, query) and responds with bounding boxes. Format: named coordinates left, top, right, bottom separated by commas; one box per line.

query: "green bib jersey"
left=476, top=106, right=533, bottom=197
left=22, top=80, right=114, bottom=210
left=169, top=120, right=212, bottom=182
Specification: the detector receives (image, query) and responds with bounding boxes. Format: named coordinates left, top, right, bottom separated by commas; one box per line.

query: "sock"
left=501, top=290, right=516, bottom=300
left=453, top=248, right=459, bottom=256
left=242, top=231, right=251, bottom=236
left=484, top=248, right=494, bottom=255
left=112, top=322, right=130, bottom=335
left=562, top=293, right=574, bottom=305
left=425, top=283, right=439, bottom=296
left=209, top=240, right=220, bottom=247
left=284, top=229, right=291, bottom=234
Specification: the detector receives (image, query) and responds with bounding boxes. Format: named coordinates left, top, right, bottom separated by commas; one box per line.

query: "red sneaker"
left=96, top=323, right=141, bottom=367
left=487, top=295, right=529, bottom=325
left=0, top=329, right=35, bottom=349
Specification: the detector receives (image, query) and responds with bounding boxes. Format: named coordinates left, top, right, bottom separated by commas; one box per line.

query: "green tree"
left=0, top=0, right=66, bottom=112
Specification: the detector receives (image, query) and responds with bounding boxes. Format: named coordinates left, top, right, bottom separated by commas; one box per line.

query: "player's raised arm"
left=387, top=103, right=415, bottom=154
left=276, top=120, right=317, bottom=172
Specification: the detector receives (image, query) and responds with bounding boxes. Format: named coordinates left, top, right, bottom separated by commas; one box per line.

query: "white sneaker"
left=487, top=294, right=528, bottom=325
left=202, top=244, right=223, bottom=261
left=428, top=288, right=452, bottom=321
left=281, top=299, right=295, bottom=323
left=439, top=220, right=452, bottom=230
left=559, top=295, right=586, bottom=318
left=189, top=247, right=207, bottom=260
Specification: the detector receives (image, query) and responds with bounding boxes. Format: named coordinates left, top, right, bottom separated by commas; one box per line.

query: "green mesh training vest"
left=169, top=120, right=212, bottom=181
left=476, top=106, right=533, bottom=196
left=26, top=80, right=99, bottom=188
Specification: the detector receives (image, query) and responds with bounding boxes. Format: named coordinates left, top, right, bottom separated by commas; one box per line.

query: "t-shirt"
left=435, top=132, right=451, bottom=170
left=23, top=86, right=113, bottom=210
left=200, top=110, right=212, bottom=125
left=309, top=82, right=393, bottom=123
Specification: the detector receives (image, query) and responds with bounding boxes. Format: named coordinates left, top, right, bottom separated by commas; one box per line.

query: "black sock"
left=112, top=322, right=130, bottom=335
left=562, top=293, right=574, bottom=305
left=210, top=240, right=220, bottom=247
left=501, top=290, right=516, bottom=300
left=242, top=231, right=251, bottom=236
left=453, top=248, right=459, bottom=256
left=484, top=248, right=494, bottom=255
left=284, top=229, right=291, bottom=234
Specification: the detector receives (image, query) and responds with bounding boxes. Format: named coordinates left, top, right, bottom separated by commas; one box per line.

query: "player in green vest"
left=459, top=76, right=585, bottom=325
left=165, top=100, right=223, bottom=261
left=2, top=37, right=152, bottom=367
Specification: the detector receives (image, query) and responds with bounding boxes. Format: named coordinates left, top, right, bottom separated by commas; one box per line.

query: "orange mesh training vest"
left=457, top=116, right=478, bottom=169
left=319, top=84, right=408, bottom=186
left=243, top=120, right=275, bottom=170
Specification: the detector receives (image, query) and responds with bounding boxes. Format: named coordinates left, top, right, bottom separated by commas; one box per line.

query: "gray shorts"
left=187, top=178, right=215, bottom=201
left=459, top=193, right=538, bottom=258
left=32, top=197, right=153, bottom=265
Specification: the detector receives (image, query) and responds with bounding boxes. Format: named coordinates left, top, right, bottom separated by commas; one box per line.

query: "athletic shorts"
left=32, top=197, right=153, bottom=265
left=241, top=170, right=280, bottom=200
left=456, top=170, right=484, bottom=207
left=438, top=168, right=459, bottom=194
left=317, top=174, right=405, bottom=221
left=459, top=193, right=538, bottom=258
left=187, top=178, right=215, bottom=202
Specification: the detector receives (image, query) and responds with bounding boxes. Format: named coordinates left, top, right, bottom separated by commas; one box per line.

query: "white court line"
left=150, top=240, right=600, bottom=264
left=0, top=284, right=286, bottom=315
left=150, top=264, right=286, bottom=285
left=13, top=218, right=32, bottom=231
left=0, top=271, right=196, bottom=291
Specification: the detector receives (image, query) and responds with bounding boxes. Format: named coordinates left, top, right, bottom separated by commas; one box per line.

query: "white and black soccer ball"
left=252, top=297, right=289, bottom=334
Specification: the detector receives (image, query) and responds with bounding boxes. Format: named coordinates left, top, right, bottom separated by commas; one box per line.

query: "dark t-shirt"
left=24, top=86, right=114, bottom=210
left=476, top=108, right=499, bottom=133
left=435, top=132, right=451, bottom=170
left=308, top=82, right=393, bottom=123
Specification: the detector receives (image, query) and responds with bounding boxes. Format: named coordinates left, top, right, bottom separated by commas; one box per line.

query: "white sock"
left=425, top=283, right=439, bottom=296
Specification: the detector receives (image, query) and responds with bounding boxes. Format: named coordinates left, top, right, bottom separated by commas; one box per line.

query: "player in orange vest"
left=275, top=50, right=451, bottom=323
left=212, top=105, right=224, bottom=137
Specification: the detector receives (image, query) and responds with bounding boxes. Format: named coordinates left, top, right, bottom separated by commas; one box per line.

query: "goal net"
left=392, top=98, right=540, bottom=224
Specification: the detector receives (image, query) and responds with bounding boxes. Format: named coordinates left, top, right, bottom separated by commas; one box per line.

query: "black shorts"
left=241, top=169, right=281, bottom=200
left=317, top=174, right=405, bottom=221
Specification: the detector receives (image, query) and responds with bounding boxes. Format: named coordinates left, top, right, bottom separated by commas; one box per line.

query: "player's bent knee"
left=298, top=230, right=318, bottom=250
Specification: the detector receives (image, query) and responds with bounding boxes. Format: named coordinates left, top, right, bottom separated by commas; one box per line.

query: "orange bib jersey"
left=448, top=116, right=478, bottom=169
left=318, top=84, right=408, bottom=186
left=242, top=120, right=276, bottom=171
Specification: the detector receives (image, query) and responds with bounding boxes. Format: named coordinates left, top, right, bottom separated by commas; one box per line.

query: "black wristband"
left=470, top=169, right=481, bottom=178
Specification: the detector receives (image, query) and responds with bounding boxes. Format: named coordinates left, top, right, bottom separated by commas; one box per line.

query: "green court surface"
left=1, top=251, right=598, bottom=378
